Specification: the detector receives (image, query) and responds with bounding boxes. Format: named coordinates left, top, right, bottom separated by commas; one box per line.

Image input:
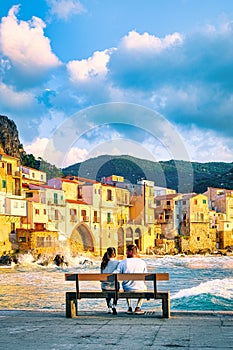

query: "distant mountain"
left=62, top=155, right=233, bottom=193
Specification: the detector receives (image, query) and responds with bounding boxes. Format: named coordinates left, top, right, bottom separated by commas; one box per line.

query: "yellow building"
left=0, top=152, right=27, bottom=255
left=22, top=166, right=47, bottom=185
left=179, top=194, right=214, bottom=253
left=16, top=228, right=58, bottom=256
left=0, top=152, right=22, bottom=196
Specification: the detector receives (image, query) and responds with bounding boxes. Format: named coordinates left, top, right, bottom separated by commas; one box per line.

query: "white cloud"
left=24, top=136, right=89, bottom=167
left=47, top=0, right=85, bottom=21
left=63, top=147, right=89, bottom=167
left=177, top=125, right=233, bottom=163
left=0, top=82, right=34, bottom=109
left=24, top=138, right=49, bottom=158
left=0, top=5, right=61, bottom=76
left=67, top=50, right=112, bottom=82
left=121, top=30, right=183, bottom=51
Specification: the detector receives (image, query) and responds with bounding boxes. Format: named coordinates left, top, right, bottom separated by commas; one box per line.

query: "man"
left=113, top=244, right=147, bottom=314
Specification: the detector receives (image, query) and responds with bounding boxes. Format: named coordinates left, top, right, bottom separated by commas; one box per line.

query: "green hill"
left=62, top=155, right=233, bottom=193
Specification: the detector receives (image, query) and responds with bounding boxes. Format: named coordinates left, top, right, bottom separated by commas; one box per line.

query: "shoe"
left=134, top=307, right=145, bottom=315
left=112, top=307, right=117, bottom=315
left=126, top=307, right=133, bottom=314
left=108, top=307, right=112, bottom=314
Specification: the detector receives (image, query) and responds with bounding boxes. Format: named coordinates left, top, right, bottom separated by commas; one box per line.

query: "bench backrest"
left=65, top=272, right=169, bottom=282
left=65, top=272, right=169, bottom=300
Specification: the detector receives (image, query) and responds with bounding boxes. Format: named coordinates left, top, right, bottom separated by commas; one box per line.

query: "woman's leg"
left=106, top=297, right=112, bottom=308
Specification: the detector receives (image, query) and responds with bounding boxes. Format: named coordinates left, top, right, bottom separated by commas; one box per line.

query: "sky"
left=1, top=0, right=233, bottom=168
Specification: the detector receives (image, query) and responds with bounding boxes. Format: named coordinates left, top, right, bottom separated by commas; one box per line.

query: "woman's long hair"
left=101, top=247, right=116, bottom=271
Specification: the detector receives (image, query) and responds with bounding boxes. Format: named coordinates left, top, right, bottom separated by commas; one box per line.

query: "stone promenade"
left=0, top=310, right=233, bottom=349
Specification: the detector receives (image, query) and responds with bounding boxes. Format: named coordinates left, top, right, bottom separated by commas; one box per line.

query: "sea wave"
left=171, top=278, right=233, bottom=310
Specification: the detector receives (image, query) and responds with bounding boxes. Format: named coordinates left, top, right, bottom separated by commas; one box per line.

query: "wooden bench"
left=65, top=272, right=170, bottom=318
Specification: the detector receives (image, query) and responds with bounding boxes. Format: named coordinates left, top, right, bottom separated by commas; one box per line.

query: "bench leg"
left=66, top=292, right=77, bottom=318
left=162, top=295, right=170, bottom=318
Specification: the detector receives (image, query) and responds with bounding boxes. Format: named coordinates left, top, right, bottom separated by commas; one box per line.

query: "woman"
left=100, top=247, right=119, bottom=315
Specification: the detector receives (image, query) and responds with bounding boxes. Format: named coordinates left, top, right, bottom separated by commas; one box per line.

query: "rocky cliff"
left=0, top=115, right=25, bottom=160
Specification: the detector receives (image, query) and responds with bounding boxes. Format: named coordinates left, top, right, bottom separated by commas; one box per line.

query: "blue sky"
left=1, top=0, right=233, bottom=168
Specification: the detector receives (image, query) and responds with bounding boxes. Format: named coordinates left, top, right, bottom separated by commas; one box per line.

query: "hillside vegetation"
left=63, top=155, right=233, bottom=193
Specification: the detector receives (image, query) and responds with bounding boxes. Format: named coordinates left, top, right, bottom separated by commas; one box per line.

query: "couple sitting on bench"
left=100, top=244, right=147, bottom=315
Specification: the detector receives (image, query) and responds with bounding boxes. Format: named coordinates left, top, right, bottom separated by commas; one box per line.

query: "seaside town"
left=0, top=149, right=233, bottom=265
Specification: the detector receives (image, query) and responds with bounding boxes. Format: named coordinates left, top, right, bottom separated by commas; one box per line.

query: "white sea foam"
left=171, top=278, right=233, bottom=300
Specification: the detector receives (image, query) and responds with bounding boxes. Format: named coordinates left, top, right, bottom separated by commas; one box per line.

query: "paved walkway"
left=0, top=310, right=233, bottom=349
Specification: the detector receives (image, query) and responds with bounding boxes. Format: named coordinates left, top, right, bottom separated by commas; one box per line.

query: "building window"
left=44, top=209, right=46, bottom=215
left=55, top=209, right=59, bottom=220
left=41, top=174, right=44, bottom=180
left=54, top=193, right=58, bottom=204
left=1, top=162, right=4, bottom=168
left=183, top=201, right=186, bottom=205
left=35, top=209, right=39, bottom=215
left=203, top=199, right=207, bottom=204
left=107, top=189, right=112, bottom=201
left=32, top=172, right=35, bottom=178
left=13, top=202, right=18, bottom=208
left=93, top=210, right=99, bottom=223
left=197, top=237, right=200, bottom=241
left=21, top=202, right=25, bottom=208
left=26, top=192, right=33, bottom=198
left=77, top=186, right=82, bottom=199
left=70, top=208, right=77, bottom=215
left=7, top=163, right=12, bottom=175
left=11, top=223, right=16, bottom=233
left=194, top=199, right=197, bottom=205
left=107, top=212, right=111, bottom=223
left=70, top=208, right=77, bottom=222
left=2, top=180, right=6, bottom=188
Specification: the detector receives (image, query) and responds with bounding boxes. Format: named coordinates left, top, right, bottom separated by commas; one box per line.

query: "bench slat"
left=116, top=273, right=169, bottom=281
left=78, top=291, right=169, bottom=299
left=65, top=273, right=114, bottom=281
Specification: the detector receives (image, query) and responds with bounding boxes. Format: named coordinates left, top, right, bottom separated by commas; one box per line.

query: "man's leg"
left=136, top=298, right=143, bottom=308
left=134, top=298, right=145, bottom=314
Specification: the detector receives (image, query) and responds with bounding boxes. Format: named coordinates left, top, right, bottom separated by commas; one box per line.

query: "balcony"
left=93, top=216, right=100, bottom=223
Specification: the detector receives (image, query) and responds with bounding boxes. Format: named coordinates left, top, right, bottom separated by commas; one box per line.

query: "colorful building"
left=0, top=152, right=27, bottom=254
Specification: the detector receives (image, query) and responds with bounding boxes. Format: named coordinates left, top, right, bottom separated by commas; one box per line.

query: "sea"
left=0, top=253, right=233, bottom=313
